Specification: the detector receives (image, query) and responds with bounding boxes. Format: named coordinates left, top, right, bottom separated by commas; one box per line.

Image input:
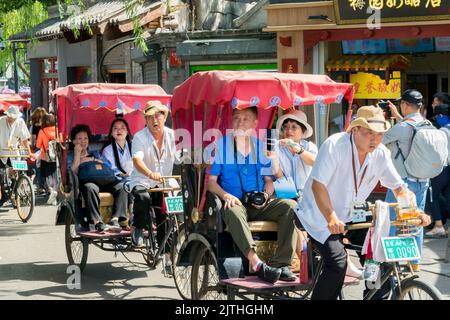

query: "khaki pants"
left=222, top=198, right=297, bottom=268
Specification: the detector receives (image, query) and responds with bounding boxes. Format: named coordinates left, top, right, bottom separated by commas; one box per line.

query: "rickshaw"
left=53, top=83, right=188, bottom=295
left=170, top=70, right=356, bottom=299
left=171, top=71, right=443, bottom=300
left=0, top=94, right=35, bottom=222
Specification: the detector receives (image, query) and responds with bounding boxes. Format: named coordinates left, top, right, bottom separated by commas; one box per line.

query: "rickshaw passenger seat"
left=99, top=192, right=114, bottom=223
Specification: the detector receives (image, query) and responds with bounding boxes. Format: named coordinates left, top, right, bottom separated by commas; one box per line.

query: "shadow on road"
left=0, top=261, right=178, bottom=300
left=0, top=223, right=51, bottom=237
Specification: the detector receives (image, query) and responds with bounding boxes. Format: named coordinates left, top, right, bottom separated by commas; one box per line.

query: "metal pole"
left=13, top=42, right=19, bottom=93
left=99, top=37, right=136, bottom=83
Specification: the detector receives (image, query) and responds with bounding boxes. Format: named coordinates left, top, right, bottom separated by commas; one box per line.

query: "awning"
left=326, top=55, right=410, bottom=72
left=0, top=94, right=31, bottom=112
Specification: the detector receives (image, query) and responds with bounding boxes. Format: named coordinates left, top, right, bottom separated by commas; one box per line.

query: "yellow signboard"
left=350, top=72, right=401, bottom=99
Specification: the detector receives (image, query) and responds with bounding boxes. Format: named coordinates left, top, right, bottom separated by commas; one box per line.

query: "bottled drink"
left=300, top=240, right=309, bottom=284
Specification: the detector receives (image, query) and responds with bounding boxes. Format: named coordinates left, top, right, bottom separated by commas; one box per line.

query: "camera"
left=378, top=100, right=391, bottom=118
left=243, top=191, right=267, bottom=206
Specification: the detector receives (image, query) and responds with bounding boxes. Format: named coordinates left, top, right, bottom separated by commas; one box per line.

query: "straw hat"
left=5, top=105, right=22, bottom=119
left=346, top=105, right=391, bottom=133
left=144, top=100, right=169, bottom=117
left=276, top=109, right=313, bottom=139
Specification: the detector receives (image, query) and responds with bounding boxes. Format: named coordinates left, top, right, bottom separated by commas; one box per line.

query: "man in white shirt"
left=296, top=105, right=430, bottom=300
left=129, top=100, right=176, bottom=268
left=0, top=106, right=33, bottom=206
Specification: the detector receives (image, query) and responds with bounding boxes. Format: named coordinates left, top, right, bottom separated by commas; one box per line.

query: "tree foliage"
left=0, top=0, right=150, bottom=77
left=0, top=1, right=48, bottom=76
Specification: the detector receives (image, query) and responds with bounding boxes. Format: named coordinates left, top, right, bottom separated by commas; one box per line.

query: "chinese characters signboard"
left=350, top=72, right=402, bottom=99
left=334, top=0, right=450, bottom=24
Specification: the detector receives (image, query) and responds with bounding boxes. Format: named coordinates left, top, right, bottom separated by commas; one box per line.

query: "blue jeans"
left=385, top=178, right=429, bottom=264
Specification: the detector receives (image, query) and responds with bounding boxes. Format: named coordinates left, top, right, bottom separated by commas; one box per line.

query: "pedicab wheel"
left=191, top=245, right=226, bottom=300
left=395, top=279, right=443, bottom=300
left=170, top=223, right=192, bottom=300
left=15, top=175, right=35, bottom=223
left=65, top=214, right=88, bottom=272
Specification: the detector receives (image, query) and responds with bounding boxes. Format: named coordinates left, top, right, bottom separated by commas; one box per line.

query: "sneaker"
left=107, top=218, right=122, bottom=233
left=425, top=227, right=447, bottom=238
left=47, top=190, right=58, bottom=205
left=256, top=263, right=281, bottom=284
left=346, top=259, right=363, bottom=279
left=279, top=266, right=297, bottom=281
left=131, top=227, right=144, bottom=248
left=95, top=222, right=106, bottom=233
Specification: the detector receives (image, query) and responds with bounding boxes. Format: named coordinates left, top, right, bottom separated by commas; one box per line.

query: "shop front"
left=264, top=0, right=450, bottom=136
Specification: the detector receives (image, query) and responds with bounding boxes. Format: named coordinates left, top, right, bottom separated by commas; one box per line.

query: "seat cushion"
left=99, top=192, right=114, bottom=207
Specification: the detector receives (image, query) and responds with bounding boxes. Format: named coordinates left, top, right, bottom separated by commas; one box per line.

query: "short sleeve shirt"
left=129, top=127, right=176, bottom=189
left=296, top=132, right=404, bottom=244
left=0, top=116, right=31, bottom=164
left=209, top=134, right=272, bottom=200
left=382, top=112, right=424, bottom=179
left=276, top=140, right=318, bottom=193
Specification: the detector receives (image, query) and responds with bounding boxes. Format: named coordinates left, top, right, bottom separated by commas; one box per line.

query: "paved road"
left=0, top=196, right=180, bottom=300
left=1, top=195, right=450, bottom=300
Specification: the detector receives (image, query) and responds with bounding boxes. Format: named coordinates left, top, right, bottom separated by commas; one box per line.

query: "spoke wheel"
left=396, top=279, right=443, bottom=300
left=171, top=224, right=192, bottom=300
left=191, top=245, right=226, bottom=300
left=15, top=175, right=35, bottom=222
left=65, top=213, right=88, bottom=272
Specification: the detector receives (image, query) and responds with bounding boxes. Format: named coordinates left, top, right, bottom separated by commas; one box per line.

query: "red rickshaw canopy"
left=52, top=83, right=172, bottom=138
left=0, top=93, right=31, bottom=112
left=171, top=71, right=354, bottom=111
left=171, top=71, right=354, bottom=144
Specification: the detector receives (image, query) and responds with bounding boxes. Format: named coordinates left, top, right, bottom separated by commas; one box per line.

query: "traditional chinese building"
left=264, top=0, right=450, bottom=137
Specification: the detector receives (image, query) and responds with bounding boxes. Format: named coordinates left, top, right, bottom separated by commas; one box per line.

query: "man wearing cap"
left=129, top=101, right=176, bottom=270
left=383, top=89, right=428, bottom=271
left=295, top=105, right=430, bottom=300
left=0, top=106, right=33, bottom=206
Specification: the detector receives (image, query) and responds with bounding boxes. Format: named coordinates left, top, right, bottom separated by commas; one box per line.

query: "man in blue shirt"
left=207, top=107, right=297, bottom=283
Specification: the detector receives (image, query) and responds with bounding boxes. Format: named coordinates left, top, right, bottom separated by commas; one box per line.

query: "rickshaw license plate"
left=11, top=160, right=28, bottom=171
left=381, top=237, right=420, bottom=262
left=165, top=196, right=184, bottom=213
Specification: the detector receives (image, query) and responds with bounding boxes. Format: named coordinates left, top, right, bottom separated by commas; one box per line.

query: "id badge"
left=363, top=259, right=380, bottom=282
left=351, top=201, right=370, bottom=223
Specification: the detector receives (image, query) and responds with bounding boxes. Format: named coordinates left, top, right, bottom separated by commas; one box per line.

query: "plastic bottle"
left=300, top=240, right=309, bottom=284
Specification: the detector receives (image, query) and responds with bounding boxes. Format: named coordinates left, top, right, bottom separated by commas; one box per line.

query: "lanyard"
left=152, top=137, right=165, bottom=176
left=233, top=137, right=260, bottom=195
left=350, top=134, right=368, bottom=199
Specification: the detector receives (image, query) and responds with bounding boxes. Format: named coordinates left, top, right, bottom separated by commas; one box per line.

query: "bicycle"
left=341, top=202, right=443, bottom=300
left=0, top=147, right=35, bottom=223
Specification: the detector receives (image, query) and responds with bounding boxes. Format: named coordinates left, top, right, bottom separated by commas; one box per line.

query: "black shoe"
left=106, top=218, right=122, bottom=233
left=279, top=266, right=297, bottom=281
left=95, top=222, right=106, bottom=232
left=256, top=263, right=281, bottom=284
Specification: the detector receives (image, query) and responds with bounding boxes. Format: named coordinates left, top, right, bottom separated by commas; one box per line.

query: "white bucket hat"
left=5, top=105, right=22, bottom=119
left=276, top=109, right=314, bottom=139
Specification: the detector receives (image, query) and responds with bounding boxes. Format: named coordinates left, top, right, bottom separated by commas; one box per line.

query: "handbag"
left=274, top=176, right=299, bottom=199
left=78, top=160, right=119, bottom=186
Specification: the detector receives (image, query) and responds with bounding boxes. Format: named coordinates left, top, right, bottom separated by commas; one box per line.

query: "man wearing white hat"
left=295, top=105, right=430, bottom=299
left=0, top=105, right=33, bottom=206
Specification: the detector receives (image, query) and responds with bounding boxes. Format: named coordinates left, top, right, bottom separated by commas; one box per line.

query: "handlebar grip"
left=344, top=223, right=372, bottom=231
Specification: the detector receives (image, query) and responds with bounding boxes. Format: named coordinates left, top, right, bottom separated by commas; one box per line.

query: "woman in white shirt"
left=101, top=117, right=134, bottom=181
left=271, top=109, right=318, bottom=200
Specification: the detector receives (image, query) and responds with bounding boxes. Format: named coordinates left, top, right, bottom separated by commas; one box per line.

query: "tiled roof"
left=59, top=0, right=126, bottom=30
left=10, top=0, right=128, bottom=41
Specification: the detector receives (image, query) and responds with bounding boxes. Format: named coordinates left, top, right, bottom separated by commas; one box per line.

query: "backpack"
left=396, top=120, right=448, bottom=179
left=42, top=130, right=57, bottom=162
left=440, top=125, right=450, bottom=166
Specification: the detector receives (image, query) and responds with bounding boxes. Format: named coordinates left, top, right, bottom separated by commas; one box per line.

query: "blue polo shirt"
left=209, top=134, right=272, bottom=199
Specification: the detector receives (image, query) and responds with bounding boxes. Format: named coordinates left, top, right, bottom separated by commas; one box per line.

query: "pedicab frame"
left=52, top=83, right=189, bottom=291
left=170, top=70, right=355, bottom=300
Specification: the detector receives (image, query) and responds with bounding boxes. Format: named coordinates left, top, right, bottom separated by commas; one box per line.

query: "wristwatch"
left=296, top=147, right=304, bottom=155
